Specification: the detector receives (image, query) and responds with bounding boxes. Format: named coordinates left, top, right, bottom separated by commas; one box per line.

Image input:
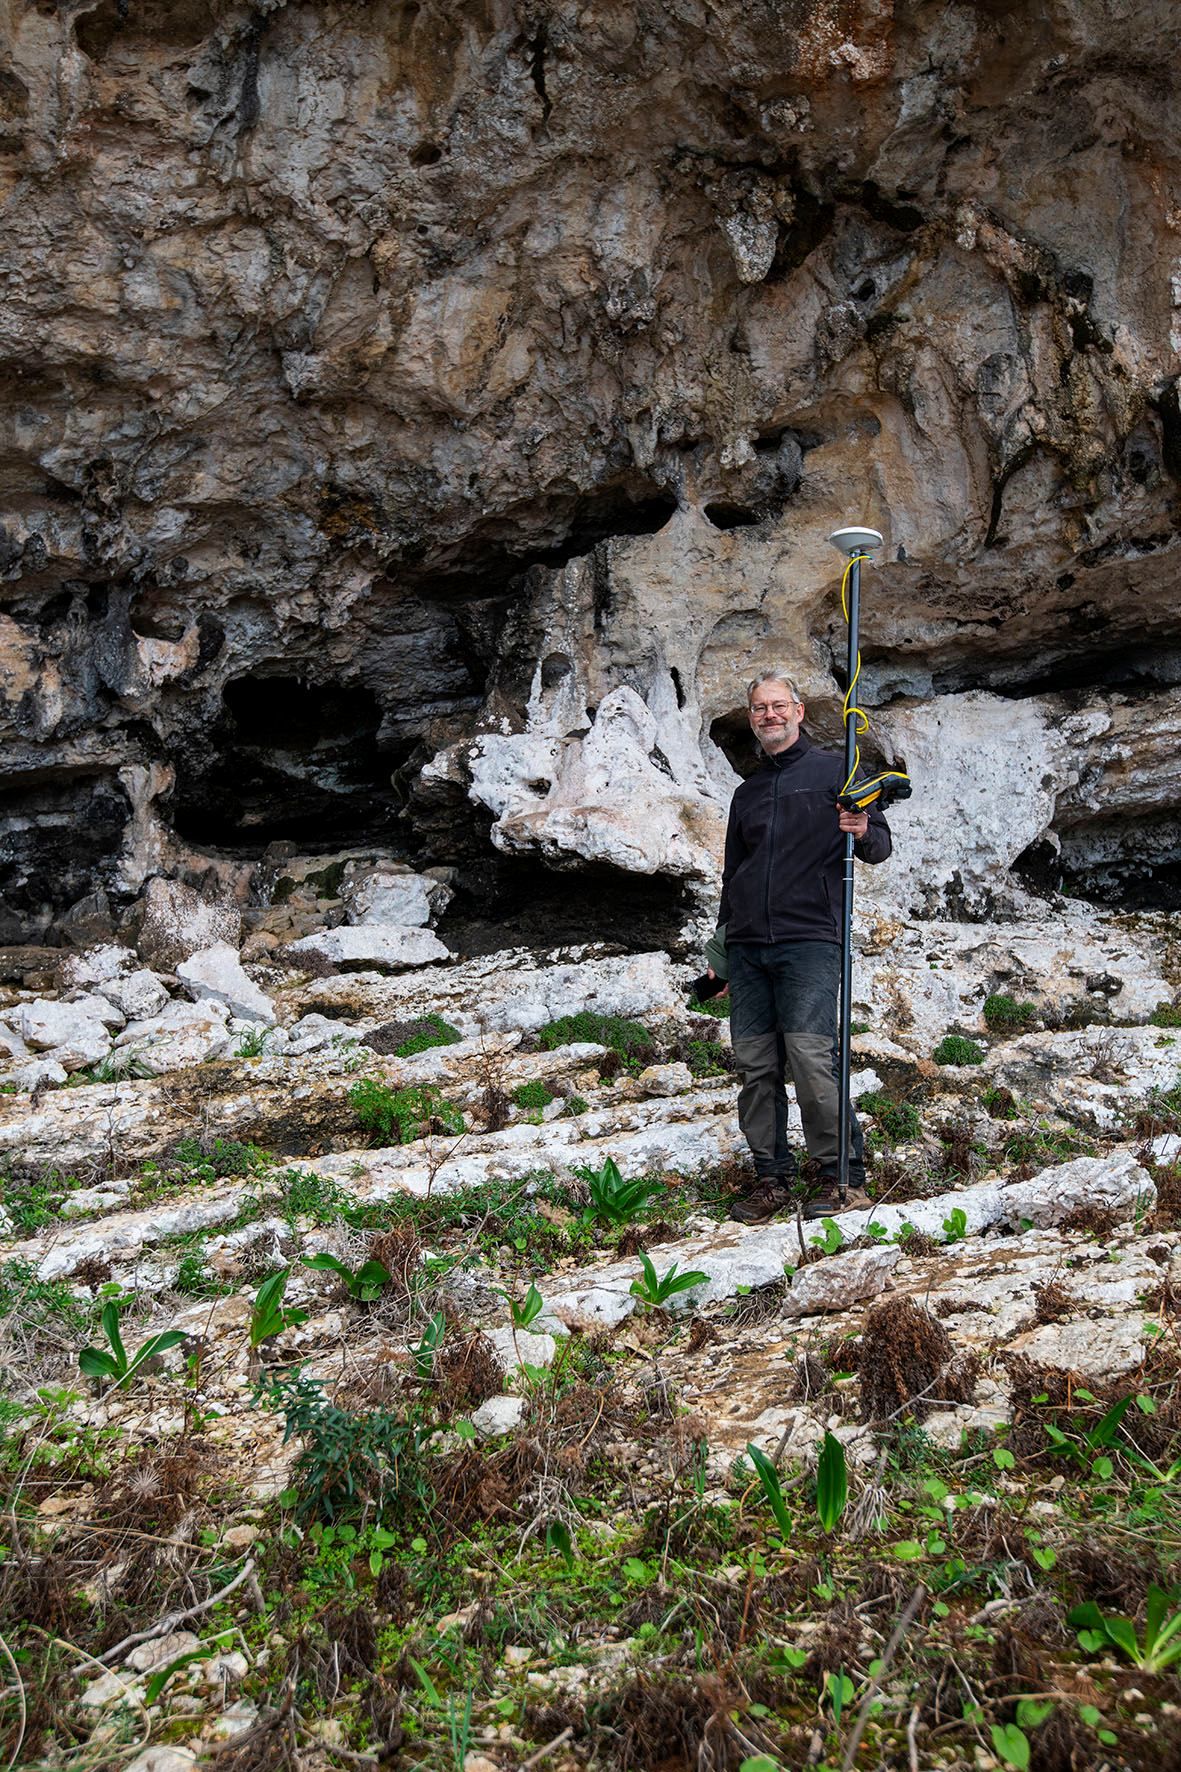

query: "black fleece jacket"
left=718, top=731, right=892, bottom=946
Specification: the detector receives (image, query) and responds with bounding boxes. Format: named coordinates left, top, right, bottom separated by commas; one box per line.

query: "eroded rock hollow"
left=1, top=0, right=1179, bottom=946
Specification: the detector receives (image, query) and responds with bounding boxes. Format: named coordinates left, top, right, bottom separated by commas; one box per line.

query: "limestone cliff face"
left=1, top=0, right=1178, bottom=940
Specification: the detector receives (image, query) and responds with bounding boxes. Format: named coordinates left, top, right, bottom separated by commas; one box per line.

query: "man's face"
left=748, top=680, right=804, bottom=754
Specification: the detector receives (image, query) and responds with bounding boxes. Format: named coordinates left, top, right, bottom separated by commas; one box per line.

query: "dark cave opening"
left=436, top=854, right=696, bottom=957
left=171, top=674, right=403, bottom=849
left=703, top=502, right=760, bottom=530
left=1014, top=818, right=1181, bottom=913
left=0, top=770, right=130, bottom=945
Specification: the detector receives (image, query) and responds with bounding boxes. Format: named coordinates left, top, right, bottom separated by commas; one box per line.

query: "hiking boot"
left=729, top=1176, right=795, bottom=1225
left=804, top=1171, right=872, bottom=1219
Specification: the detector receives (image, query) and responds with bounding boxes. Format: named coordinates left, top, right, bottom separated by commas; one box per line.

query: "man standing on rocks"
left=712, top=669, right=892, bottom=1225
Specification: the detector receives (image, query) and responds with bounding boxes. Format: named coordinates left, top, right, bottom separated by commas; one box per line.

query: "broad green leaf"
left=816, top=1431, right=848, bottom=1534
left=989, top=1722, right=1030, bottom=1770
left=546, top=1520, right=575, bottom=1572
left=100, top=1299, right=127, bottom=1372
left=747, top=1442, right=792, bottom=1539
left=79, top=1347, right=120, bottom=1379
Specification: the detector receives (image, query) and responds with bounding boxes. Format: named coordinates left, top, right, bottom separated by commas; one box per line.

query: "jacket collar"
left=764, top=729, right=812, bottom=770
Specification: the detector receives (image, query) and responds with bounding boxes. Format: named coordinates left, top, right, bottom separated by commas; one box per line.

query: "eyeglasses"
left=749, top=701, right=799, bottom=716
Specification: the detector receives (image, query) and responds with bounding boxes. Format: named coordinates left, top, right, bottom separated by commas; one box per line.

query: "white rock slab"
left=97, top=968, right=170, bottom=1021
left=59, top=944, right=137, bottom=990
left=10, top=1187, right=247, bottom=1280
left=115, top=999, right=233, bottom=1074
left=16, top=999, right=114, bottom=1066
left=125, top=1630, right=201, bottom=1673
left=177, top=943, right=276, bottom=1024
left=289, top=925, right=450, bottom=968
left=470, top=1395, right=525, bottom=1438
left=3, top=1057, right=68, bottom=1091
left=1002, top=1150, right=1154, bottom=1228
left=345, top=869, right=439, bottom=928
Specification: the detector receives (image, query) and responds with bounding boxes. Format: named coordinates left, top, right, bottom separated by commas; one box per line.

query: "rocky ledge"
left=2, top=878, right=1180, bottom=1770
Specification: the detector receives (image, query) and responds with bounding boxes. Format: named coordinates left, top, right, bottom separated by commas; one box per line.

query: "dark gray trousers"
left=728, top=940, right=865, bottom=1177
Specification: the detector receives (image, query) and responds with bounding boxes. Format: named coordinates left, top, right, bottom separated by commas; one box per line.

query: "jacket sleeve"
left=717, top=800, right=745, bottom=923
left=854, top=803, right=892, bottom=865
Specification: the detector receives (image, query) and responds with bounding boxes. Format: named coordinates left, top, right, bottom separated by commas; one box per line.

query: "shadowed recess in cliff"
left=437, top=854, right=695, bottom=957
left=170, top=674, right=402, bottom=848
left=1016, top=815, right=1181, bottom=914
left=0, top=771, right=130, bottom=944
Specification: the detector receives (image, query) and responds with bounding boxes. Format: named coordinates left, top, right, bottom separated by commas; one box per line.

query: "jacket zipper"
left=764, top=762, right=780, bottom=940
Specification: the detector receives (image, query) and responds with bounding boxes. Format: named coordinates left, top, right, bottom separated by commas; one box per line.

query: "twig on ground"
left=519, top=1726, right=574, bottom=1769
left=0, top=1630, right=26, bottom=1772
left=97, top=1557, right=256, bottom=1664
left=840, top=1583, right=926, bottom=1772
left=907, top=1702, right=921, bottom=1772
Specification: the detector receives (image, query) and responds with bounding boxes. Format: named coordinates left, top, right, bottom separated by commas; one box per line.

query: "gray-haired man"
left=711, top=671, right=893, bottom=1224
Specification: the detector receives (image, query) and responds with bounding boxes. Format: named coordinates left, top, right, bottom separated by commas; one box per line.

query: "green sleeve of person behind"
left=704, top=923, right=728, bottom=982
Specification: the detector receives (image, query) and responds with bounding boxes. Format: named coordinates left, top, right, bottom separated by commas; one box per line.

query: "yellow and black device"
left=837, top=769, right=912, bottom=816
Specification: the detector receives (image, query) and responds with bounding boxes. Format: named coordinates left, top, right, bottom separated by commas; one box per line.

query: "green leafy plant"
left=390, top=1013, right=462, bottom=1057
left=815, top=1430, right=848, bottom=1533
left=78, top=1300, right=188, bottom=1389
left=144, top=1631, right=233, bottom=1705
left=809, top=1217, right=844, bottom=1255
left=349, top=1077, right=466, bottom=1145
left=824, top=1670, right=855, bottom=1725
left=512, top=1078, right=556, bottom=1112
left=989, top=1722, right=1031, bottom=1770
left=564, top=1095, right=589, bottom=1117
left=234, top=1026, right=270, bottom=1058
left=858, top=1090, right=921, bottom=1141
left=1149, top=1002, right=1181, bottom=1028
left=260, top=1369, right=430, bottom=1523
left=1069, top=1585, right=1181, bottom=1672
left=932, top=1034, right=984, bottom=1067
left=629, top=1250, right=709, bottom=1309
left=983, top=993, right=1037, bottom=1034
left=414, top=1309, right=447, bottom=1380
left=942, top=1206, right=968, bottom=1243
left=504, top=1282, right=544, bottom=1331
left=249, top=1269, right=308, bottom=1349
left=746, top=1442, right=793, bottom=1539
left=300, top=1252, right=392, bottom=1302
left=536, top=1011, right=655, bottom=1065
left=982, top=1085, right=1020, bottom=1120
left=578, top=1156, right=659, bottom=1226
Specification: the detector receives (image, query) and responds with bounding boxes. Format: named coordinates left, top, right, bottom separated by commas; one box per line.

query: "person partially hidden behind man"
left=708, top=669, right=893, bottom=1225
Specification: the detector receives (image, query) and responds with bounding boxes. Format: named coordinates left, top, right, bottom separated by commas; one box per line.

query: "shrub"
left=364, top=1013, right=462, bottom=1058
left=262, top=1370, right=430, bottom=1523
left=983, top=993, right=1037, bottom=1034
left=932, top=1034, right=984, bottom=1067
left=512, top=1078, right=555, bottom=1112
left=349, top=1078, right=466, bottom=1145
left=1150, top=1002, right=1181, bottom=1028
left=857, top=1091, right=921, bottom=1142
left=536, top=1012, right=655, bottom=1065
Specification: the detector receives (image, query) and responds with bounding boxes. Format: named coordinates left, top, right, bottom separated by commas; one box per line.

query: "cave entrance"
left=1016, top=817, right=1181, bottom=913
left=171, top=674, right=403, bottom=849
left=0, top=769, right=130, bottom=944
left=437, top=854, right=696, bottom=957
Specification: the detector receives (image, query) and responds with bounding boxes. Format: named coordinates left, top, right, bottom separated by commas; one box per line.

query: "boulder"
left=136, top=878, right=242, bottom=971
left=1002, top=1150, right=1155, bottom=1228
left=14, top=999, right=112, bottom=1071
left=3, top=1057, right=68, bottom=1091
left=115, top=999, right=233, bottom=1075
left=288, top=925, right=450, bottom=970
left=58, top=944, right=137, bottom=990
left=343, top=865, right=453, bottom=928
left=97, top=968, right=171, bottom=1021
left=176, top=943, right=276, bottom=1024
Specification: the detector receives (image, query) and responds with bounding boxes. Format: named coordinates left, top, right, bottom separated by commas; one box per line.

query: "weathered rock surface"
left=0, top=0, right=1178, bottom=938
left=176, top=944, right=276, bottom=1025
left=288, top=925, right=451, bottom=969
left=136, top=881, right=242, bottom=973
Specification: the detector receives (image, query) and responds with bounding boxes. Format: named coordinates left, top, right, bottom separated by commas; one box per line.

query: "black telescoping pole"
left=837, top=554, right=861, bottom=1206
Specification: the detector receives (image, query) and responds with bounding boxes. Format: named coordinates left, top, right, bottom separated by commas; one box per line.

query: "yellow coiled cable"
left=839, top=552, right=872, bottom=795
